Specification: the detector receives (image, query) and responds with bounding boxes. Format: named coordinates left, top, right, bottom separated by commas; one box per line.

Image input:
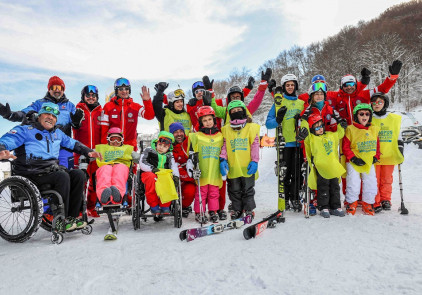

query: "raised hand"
left=140, top=86, right=151, bottom=101
left=389, top=60, right=402, bottom=75
left=261, top=68, right=272, bottom=83
left=154, top=82, right=169, bottom=93
left=246, top=76, right=255, bottom=90
left=202, top=76, right=214, bottom=90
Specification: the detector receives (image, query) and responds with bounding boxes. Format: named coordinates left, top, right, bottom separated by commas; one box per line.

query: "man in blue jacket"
left=0, top=102, right=101, bottom=231
left=0, top=76, right=84, bottom=168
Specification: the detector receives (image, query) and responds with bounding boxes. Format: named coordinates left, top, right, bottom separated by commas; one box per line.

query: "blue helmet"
left=311, top=75, right=326, bottom=84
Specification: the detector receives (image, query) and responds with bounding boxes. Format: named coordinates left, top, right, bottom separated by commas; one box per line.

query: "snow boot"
left=346, top=201, right=358, bottom=215
left=245, top=210, right=255, bottom=219
left=320, top=209, right=330, bottom=218
left=381, top=200, right=392, bottom=211
left=230, top=210, right=242, bottom=220
left=161, top=206, right=170, bottom=215
left=329, top=208, right=346, bottom=217
left=209, top=211, right=219, bottom=223
left=150, top=205, right=161, bottom=215
left=182, top=206, right=191, bottom=218
left=101, top=188, right=112, bottom=204
left=374, top=205, right=383, bottom=214
left=218, top=210, right=227, bottom=221
left=110, top=186, right=121, bottom=203
left=362, top=202, right=375, bottom=216
left=195, top=213, right=208, bottom=224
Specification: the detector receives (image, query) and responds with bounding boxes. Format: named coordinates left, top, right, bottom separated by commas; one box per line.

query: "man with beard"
left=0, top=76, right=83, bottom=169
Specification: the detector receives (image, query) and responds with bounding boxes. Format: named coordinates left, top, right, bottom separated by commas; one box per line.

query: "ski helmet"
left=311, top=75, right=325, bottom=84
left=280, top=74, right=298, bottom=95
left=114, top=77, right=131, bottom=94
left=167, top=89, right=186, bottom=103
left=197, top=106, right=215, bottom=119
left=353, top=103, right=373, bottom=124
left=340, top=75, right=356, bottom=89
left=370, top=92, right=389, bottom=110
left=192, top=81, right=205, bottom=96
left=157, top=130, right=175, bottom=146
left=308, top=82, right=327, bottom=96
left=226, top=86, right=244, bottom=103
left=308, top=114, right=324, bottom=134
left=81, top=85, right=98, bottom=101
left=107, top=127, right=124, bottom=144
left=227, top=100, right=247, bottom=121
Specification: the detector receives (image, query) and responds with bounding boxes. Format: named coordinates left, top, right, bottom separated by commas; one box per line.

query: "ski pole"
left=398, top=164, right=409, bottom=215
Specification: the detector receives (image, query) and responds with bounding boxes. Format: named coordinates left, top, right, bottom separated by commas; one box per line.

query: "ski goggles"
left=358, top=111, right=371, bottom=117
left=158, top=137, right=172, bottom=146
left=192, top=81, right=204, bottom=89
left=115, top=78, right=130, bottom=87
left=342, top=82, right=356, bottom=88
left=371, top=101, right=384, bottom=105
left=314, top=125, right=324, bottom=131
left=311, top=82, right=327, bottom=93
left=194, top=89, right=205, bottom=95
left=107, top=135, right=123, bottom=143
left=174, top=89, right=185, bottom=99
left=50, top=85, right=63, bottom=91
left=85, top=85, right=98, bottom=94
left=41, top=105, right=60, bottom=116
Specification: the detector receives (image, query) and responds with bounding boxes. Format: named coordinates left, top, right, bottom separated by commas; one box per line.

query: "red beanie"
left=48, top=76, right=65, bottom=91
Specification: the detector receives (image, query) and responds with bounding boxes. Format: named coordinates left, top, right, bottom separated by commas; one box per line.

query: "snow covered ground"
left=1, top=142, right=421, bottom=294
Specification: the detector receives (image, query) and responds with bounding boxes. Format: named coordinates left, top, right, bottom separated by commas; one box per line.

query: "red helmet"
left=308, top=114, right=323, bottom=128
left=197, top=106, right=215, bottom=119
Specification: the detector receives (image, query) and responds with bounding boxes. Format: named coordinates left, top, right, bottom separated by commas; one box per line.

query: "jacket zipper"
left=45, top=136, right=50, bottom=153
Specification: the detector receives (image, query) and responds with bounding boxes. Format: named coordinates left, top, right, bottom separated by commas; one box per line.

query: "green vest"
left=276, top=95, right=304, bottom=143
left=95, top=144, right=134, bottom=168
left=162, top=109, right=192, bottom=135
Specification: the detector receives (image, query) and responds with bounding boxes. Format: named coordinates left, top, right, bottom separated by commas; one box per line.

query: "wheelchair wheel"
left=0, top=176, right=43, bottom=243
left=173, top=200, right=182, bottom=228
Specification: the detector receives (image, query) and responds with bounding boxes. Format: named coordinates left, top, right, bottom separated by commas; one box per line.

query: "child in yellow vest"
left=187, top=106, right=223, bottom=224
left=342, top=104, right=381, bottom=215
left=95, top=128, right=134, bottom=205
left=298, top=114, right=346, bottom=218
left=370, top=93, right=404, bottom=213
left=219, top=101, right=260, bottom=220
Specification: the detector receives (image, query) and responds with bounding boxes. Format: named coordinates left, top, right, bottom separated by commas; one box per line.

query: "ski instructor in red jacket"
left=100, top=77, right=155, bottom=150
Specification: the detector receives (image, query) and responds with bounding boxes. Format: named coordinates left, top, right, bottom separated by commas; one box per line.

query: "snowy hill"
left=1, top=139, right=422, bottom=294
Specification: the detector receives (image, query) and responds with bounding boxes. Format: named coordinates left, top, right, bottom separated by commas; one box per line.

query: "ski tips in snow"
left=243, top=210, right=285, bottom=240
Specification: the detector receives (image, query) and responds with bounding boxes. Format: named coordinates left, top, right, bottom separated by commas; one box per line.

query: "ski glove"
left=202, top=76, right=214, bottom=90
left=275, top=106, right=287, bottom=124
left=350, top=157, right=365, bottom=166
left=389, top=60, right=402, bottom=75
left=247, top=161, right=258, bottom=175
left=154, top=82, right=169, bottom=93
left=338, top=118, right=348, bottom=129
left=261, top=68, right=272, bottom=83
left=0, top=103, right=11, bottom=119
left=219, top=159, right=229, bottom=176
left=296, top=127, right=309, bottom=141
left=188, top=98, right=198, bottom=107
left=268, top=79, right=276, bottom=94
left=301, top=107, right=312, bottom=121
left=246, top=76, right=255, bottom=90
left=152, top=168, right=160, bottom=173
left=70, top=108, right=84, bottom=128
left=202, top=90, right=212, bottom=106
left=360, top=67, right=371, bottom=85
left=372, top=156, right=379, bottom=164
left=398, top=139, right=404, bottom=156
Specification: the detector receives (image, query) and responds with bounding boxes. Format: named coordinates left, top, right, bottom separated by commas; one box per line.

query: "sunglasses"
left=194, top=89, right=205, bottom=95
left=42, top=106, right=60, bottom=115
left=174, top=89, right=185, bottom=99
left=50, top=85, right=63, bottom=91
left=311, top=82, right=327, bottom=93
left=343, top=82, right=356, bottom=88
left=192, top=81, right=204, bottom=89
left=85, top=93, right=97, bottom=98
left=158, top=137, right=172, bottom=145
left=115, top=78, right=130, bottom=87
left=371, top=101, right=384, bottom=105
left=358, top=112, right=371, bottom=117
left=117, top=86, right=130, bottom=92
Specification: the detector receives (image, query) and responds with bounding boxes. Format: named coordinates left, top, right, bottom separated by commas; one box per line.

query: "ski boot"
left=209, top=211, right=219, bottom=223
left=244, top=210, right=255, bottom=219
left=374, top=203, right=383, bottom=214
left=362, top=202, right=375, bottom=216
left=195, top=213, right=208, bottom=224
left=291, top=199, right=302, bottom=212
left=182, top=206, right=192, bottom=218
left=381, top=200, right=392, bottom=211
left=230, top=210, right=242, bottom=220
left=346, top=201, right=358, bottom=215
left=217, top=210, right=227, bottom=221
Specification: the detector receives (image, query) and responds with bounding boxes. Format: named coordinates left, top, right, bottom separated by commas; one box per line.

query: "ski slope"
left=1, top=141, right=421, bottom=294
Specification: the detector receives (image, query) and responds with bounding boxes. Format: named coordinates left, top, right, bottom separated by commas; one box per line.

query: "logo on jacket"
left=128, top=113, right=133, bottom=118
left=8, top=129, right=17, bottom=134
left=35, top=133, right=43, bottom=140
left=61, top=105, right=66, bottom=109
left=356, top=100, right=361, bottom=104
left=326, top=114, right=331, bottom=121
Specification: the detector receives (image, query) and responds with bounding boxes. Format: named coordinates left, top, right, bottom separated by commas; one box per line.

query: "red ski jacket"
left=300, top=101, right=340, bottom=132
left=172, top=136, right=194, bottom=182
left=73, top=102, right=102, bottom=149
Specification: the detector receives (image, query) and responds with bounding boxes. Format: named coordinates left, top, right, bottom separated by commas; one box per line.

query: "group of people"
left=0, top=59, right=404, bottom=233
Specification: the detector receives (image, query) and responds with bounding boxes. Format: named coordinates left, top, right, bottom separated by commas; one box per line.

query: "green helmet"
left=157, top=130, right=175, bottom=143
left=227, top=100, right=246, bottom=112
left=353, top=103, right=372, bottom=115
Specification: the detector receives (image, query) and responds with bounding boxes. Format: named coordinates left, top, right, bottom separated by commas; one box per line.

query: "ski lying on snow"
left=243, top=210, right=285, bottom=240
left=179, top=215, right=253, bottom=242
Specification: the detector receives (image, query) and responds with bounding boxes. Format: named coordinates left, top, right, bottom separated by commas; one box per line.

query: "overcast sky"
left=0, top=0, right=409, bottom=133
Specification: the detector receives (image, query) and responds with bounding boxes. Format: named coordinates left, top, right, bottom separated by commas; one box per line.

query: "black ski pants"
left=316, top=169, right=341, bottom=210
left=27, top=169, right=86, bottom=218
left=227, top=175, right=256, bottom=212
left=283, top=146, right=304, bottom=202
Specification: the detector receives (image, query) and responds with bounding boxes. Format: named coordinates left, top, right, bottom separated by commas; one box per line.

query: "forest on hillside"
left=208, top=0, right=422, bottom=123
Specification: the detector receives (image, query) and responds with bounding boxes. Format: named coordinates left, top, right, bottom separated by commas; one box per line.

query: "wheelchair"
left=0, top=161, right=93, bottom=244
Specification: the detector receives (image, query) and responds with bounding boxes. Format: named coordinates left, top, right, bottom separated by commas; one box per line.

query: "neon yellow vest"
left=372, top=113, right=404, bottom=165
left=278, top=98, right=304, bottom=143
left=221, top=123, right=260, bottom=179
left=162, top=109, right=192, bottom=135
left=188, top=132, right=223, bottom=188
left=345, top=124, right=380, bottom=174
left=95, top=144, right=134, bottom=168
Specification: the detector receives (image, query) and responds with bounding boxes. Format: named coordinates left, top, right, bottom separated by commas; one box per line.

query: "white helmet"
left=340, top=75, right=356, bottom=89
left=280, top=74, right=299, bottom=93
left=167, top=89, right=186, bottom=103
